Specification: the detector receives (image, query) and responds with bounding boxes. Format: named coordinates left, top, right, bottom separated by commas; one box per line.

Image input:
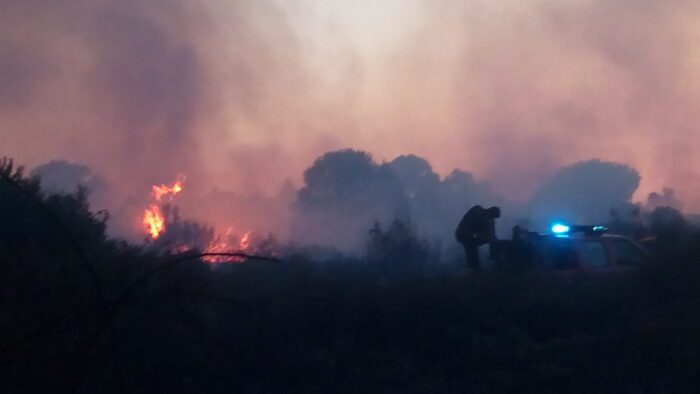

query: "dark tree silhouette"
left=292, top=149, right=410, bottom=252
left=648, top=206, right=690, bottom=250
left=528, top=159, right=640, bottom=227
left=366, top=219, right=434, bottom=279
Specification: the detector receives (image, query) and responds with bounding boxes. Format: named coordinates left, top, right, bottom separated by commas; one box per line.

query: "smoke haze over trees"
left=4, top=155, right=700, bottom=393
left=6, top=1, right=700, bottom=392
left=290, top=152, right=657, bottom=254
left=5, top=0, right=700, bottom=217
left=29, top=149, right=686, bottom=257
left=292, top=150, right=410, bottom=252
left=30, top=160, right=110, bottom=210
left=527, top=160, right=641, bottom=228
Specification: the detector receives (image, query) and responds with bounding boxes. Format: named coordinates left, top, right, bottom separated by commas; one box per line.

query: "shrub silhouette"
left=366, top=219, right=435, bottom=279
left=3, top=156, right=700, bottom=394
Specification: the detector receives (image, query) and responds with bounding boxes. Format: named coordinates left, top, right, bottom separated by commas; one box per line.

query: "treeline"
left=3, top=157, right=700, bottom=393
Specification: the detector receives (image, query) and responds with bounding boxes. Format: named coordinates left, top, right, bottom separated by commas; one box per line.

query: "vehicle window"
left=575, top=241, right=608, bottom=268
left=540, top=238, right=578, bottom=270
left=610, top=239, right=647, bottom=266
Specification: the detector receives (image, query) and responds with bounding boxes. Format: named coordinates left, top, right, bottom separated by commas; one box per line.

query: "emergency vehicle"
left=526, top=224, right=649, bottom=272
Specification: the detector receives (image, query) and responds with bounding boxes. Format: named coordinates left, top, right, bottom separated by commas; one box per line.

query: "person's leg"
left=464, top=242, right=481, bottom=272
left=491, top=241, right=506, bottom=271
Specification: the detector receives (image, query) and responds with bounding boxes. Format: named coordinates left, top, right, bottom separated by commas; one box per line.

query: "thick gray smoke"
left=527, top=160, right=640, bottom=229
left=290, top=150, right=498, bottom=253
left=0, top=0, right=211, bottom=189
left=381, top=0, right=700, bottom=206
left=183, top=182, right=297, bottom=241
left=291, top=150, right=410, bottom=252
left=647, top=188, right=683, bottom=212
left=26, top=148, right=670, bottom=257
left=5, top=0, right=700, bottom=247
left=30, top=160, right=110, bottom=209
left=291, top=151, right=649, bottom=255
left=1, top=0, right=308, bottom=238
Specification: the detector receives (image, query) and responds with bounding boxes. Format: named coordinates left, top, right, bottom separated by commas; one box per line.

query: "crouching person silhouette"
left=455, top=205, right=501, bottom=272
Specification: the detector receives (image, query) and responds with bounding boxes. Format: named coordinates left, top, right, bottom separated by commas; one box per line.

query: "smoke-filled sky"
left=3, top=0, right=700, bottom=215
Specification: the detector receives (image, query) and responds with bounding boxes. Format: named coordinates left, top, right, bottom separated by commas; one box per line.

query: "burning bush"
left=139, top=175, right=261, bottom=262
left=6, top=156, right=700, bottom=393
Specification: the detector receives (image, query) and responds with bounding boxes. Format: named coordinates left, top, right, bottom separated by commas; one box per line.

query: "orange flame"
left=199, top=228, right=252, bottom=263
left=140, top=175, right=256, bottom=261
left=143, top=176, right=185, bottom=240
left=152, top=176, right=185, bottom=201
left=143, top=204, right=165, bottom=239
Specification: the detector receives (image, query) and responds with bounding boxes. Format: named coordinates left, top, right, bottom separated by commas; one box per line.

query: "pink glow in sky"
left=2, top=0, right=700, bottom=213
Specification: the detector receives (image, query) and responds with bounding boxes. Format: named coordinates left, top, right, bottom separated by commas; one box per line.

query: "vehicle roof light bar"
left=550, top=223, right=607, bottom=235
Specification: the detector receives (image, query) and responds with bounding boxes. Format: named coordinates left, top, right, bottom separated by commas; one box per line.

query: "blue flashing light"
left=592, top=226, right=608, bottom=232
left=551, top=223, right=571, bottom=234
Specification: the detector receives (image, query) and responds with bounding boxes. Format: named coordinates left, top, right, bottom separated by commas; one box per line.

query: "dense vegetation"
left=3, top=158, right=700, bottom=394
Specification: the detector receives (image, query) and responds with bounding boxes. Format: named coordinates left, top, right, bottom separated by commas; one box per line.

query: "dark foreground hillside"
left=5, top=256, right=700, bottom=394
left=3, top=158, right=700, bottom=393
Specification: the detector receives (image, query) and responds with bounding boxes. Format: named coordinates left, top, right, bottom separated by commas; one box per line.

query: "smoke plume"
left=4, top=0, right=700, bottom=244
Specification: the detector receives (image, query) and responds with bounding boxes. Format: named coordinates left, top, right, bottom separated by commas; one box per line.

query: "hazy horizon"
left=4, top=0, right=700, bottom=243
